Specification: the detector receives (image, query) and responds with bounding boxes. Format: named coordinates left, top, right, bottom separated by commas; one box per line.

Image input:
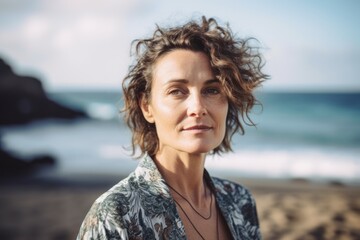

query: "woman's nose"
left=187, top=93, right=207, bottom=117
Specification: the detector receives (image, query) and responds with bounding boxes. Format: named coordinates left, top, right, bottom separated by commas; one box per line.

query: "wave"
left=207, top=149, right=360, bottom=182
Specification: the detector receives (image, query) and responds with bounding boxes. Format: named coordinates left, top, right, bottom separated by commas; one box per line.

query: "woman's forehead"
left=151, top=49, right=214, bottom=86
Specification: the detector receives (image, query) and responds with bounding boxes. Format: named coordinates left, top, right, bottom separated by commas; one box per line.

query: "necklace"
left=173, top=195, right=219, bottom=240
left=166, top=182, right=213, bottom=220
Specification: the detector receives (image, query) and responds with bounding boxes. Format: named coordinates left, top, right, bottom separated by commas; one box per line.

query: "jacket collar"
left=134, top=154, right=235, bottom=239
left=134, top=154, right=171, bottom=197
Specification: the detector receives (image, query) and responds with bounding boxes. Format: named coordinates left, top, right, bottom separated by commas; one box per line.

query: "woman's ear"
left=139, top=94, right=155, bottom=123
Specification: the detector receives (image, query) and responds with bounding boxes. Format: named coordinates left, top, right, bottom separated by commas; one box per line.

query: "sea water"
left=1, top=91, right=359, bottom=183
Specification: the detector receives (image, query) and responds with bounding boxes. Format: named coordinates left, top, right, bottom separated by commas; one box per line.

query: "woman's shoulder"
left=90, top=172, right=138, bottom=216
left=85, top=173, right=141, bottom=220
left=77, top=173, right=139, bottom=239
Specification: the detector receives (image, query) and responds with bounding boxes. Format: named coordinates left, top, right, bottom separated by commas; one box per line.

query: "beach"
left=244, top=178, right=360, bottom=240
left=1, top=176, right=359, bottom=240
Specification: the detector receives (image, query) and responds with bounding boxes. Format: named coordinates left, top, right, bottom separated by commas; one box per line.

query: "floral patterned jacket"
left=77, top=155, right=261, bottom=240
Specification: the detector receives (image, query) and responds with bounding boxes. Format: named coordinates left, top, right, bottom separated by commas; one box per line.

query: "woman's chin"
left=180, top=144, right=218, bottom=155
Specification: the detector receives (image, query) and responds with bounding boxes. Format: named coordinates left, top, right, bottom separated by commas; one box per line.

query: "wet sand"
left=0, top=176, right=359, bottom=240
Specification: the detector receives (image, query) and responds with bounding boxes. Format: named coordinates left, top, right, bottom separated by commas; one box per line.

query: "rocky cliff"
left=0, top=57, right=87, bottom=177
left=0, top=57, right=86, bottom=125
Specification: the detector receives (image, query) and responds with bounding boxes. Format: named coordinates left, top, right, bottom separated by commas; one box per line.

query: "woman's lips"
left=182, top=125, right=212, bottom=131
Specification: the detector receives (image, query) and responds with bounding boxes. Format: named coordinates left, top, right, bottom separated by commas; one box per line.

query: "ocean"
left=1, top=91, right=360, bottom=183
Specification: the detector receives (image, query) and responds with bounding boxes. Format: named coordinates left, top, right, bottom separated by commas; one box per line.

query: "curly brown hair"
left=122, top=16, right=269, bottom=158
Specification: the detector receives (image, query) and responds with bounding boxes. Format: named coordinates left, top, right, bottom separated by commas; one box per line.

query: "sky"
left=0, top=0, right=359, bottom=92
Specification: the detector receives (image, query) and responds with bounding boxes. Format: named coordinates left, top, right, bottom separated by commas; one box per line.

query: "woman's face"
left=141, top=49, right=228, bottom=155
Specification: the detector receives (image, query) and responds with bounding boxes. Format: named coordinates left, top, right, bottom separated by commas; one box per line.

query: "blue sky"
left=0, top=0, right=359, bottom=92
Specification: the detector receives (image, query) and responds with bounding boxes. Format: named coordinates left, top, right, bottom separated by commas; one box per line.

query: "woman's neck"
left=153, top=149, right=207, bottom=205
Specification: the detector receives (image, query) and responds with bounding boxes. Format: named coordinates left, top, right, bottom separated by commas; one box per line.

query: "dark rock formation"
left=0, top=146, right=56, bottom=177
left=0, top=57, right=87, bottom=177
left=0, top=57, right=86, bottom=125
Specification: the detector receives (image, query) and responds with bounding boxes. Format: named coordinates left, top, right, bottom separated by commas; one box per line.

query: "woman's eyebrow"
left=165, top=79, right=188, bottom=85
left=204, top=79, right=220, bottom=85
left=165, top=79, right=219, bottom=85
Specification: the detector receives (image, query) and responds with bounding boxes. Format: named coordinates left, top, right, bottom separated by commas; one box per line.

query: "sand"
left=0, top=176, right=359, bottom=240
left=238, top=178, right=360, bottom=240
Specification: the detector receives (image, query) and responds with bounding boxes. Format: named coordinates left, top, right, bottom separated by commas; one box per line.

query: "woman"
left=77, top=16, right=268, bottom=240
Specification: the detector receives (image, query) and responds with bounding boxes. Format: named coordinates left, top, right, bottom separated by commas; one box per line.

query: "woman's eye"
left=168, top=89, right=185, bottom=96
left=203, top=87, right=220, bottom=95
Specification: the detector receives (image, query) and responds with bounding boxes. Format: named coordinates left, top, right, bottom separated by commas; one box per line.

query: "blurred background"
left=1, top=0, right=359, bottom=239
